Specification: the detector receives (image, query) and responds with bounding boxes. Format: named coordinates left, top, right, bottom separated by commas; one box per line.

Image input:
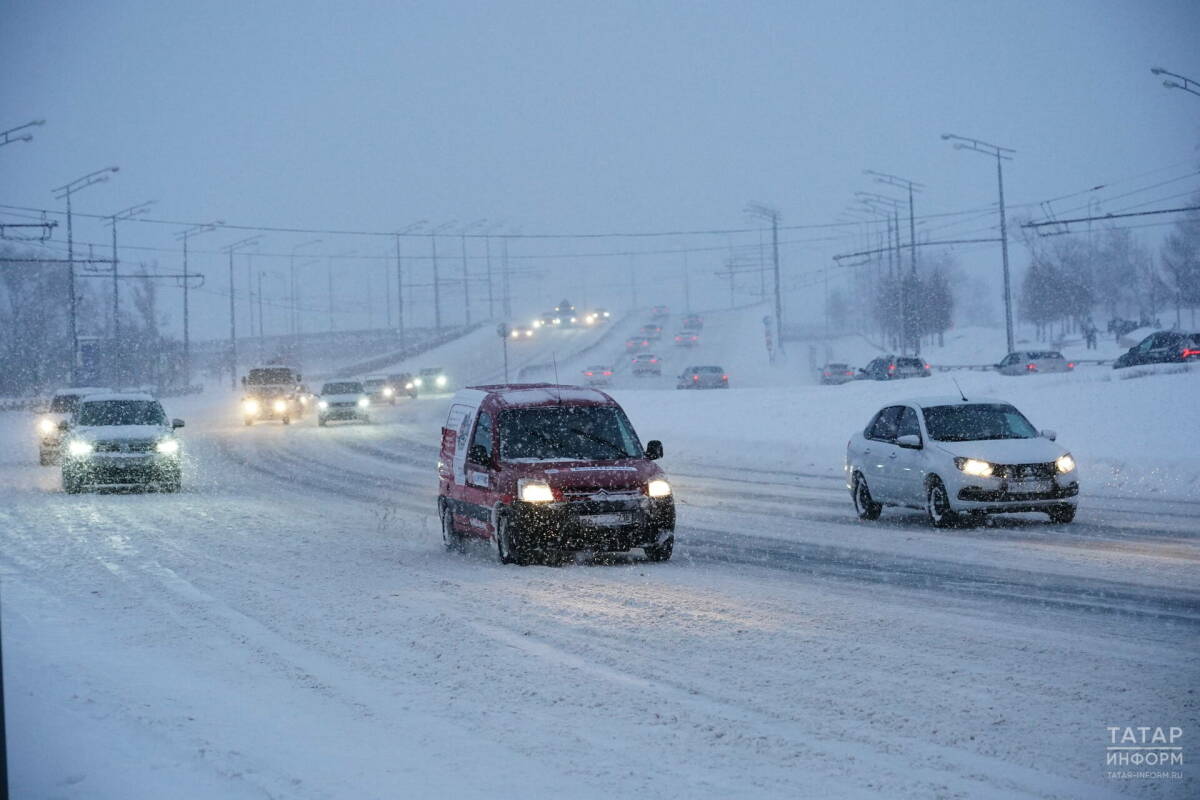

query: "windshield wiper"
left=565, top=427, right=627, bottom=457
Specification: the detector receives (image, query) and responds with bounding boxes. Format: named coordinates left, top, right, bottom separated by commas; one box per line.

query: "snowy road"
left=4, top=375, right=1198, bottom=799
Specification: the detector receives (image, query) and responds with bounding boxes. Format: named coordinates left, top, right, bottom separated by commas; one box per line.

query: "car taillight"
left=584, top=371, right=593, bottom=376
left=722, top=375, right=728, bottom=381
left=603, top=371, right=612, bottom=376
left=888, top=364, right=895, bottom=372
left=651, top=359, right=658, bottom=363
left=1067, top=362, right=1075, bottom=369
left=924, top=363, right=930, bottom=371
left=845, top=371, right=853, bottom=376
left=1182, top=348, right=1200, bottom=358
left=1027, top=363, right=1037, bottom=371
left=692, top=374, right=699, bottom=381
left=823, top=371, right=831, bottom=376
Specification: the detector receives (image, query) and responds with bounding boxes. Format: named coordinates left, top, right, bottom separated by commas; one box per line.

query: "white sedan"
left=845, top=396, right=1079, bottom=527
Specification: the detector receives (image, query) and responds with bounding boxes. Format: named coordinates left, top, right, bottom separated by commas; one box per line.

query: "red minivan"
left=437, top=384, right=675, bottom=565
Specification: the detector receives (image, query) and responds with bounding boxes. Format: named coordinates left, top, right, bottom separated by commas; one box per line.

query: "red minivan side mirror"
left=645, top=440, right=663, bottom=460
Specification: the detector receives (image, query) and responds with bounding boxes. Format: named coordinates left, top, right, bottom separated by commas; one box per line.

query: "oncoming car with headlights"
left=316, top=381, right=371, bottom=426
left=240, top=366, right=303, bottom=425
left=36, top=386, right=110, bottom=465
left=845, top=396, right=1079, bottom=527
left=60, top=393, right=184, bottom=493
left=415, top=367, right=449, bottom=392
left=437, top=384, right=675, bottom=565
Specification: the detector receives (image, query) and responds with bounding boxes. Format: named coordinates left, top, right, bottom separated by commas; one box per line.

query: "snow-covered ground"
left=2, top=307, right=1197, bottom=799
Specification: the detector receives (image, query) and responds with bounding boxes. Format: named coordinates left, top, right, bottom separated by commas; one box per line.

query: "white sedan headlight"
left=318, top=400, right=329, bottom=410
left=242, top=399, right=260, bottom=415
left=1056, top=453, right=1076, bottom=474
left=156, top=438, right=180, bottom=455
left=413, top=377, right=424, bottom=387
left=518, top=479, right=555, bottom=503
left=383, top=387, right=394, bottom=397
left=273, top=399, right=288, bottom=413
left=38, top=417, right=56, bottom=435
left=67, top=439, right=93, bottom=457
left=357, top=397, right=370, bottom=408
left=435, top=375, right=447, bottom=387
left=405, top=382, right=414, bottom=390
left=647, top=479, right=672, bottom=498
left=955, top=458, right=995, bottom=477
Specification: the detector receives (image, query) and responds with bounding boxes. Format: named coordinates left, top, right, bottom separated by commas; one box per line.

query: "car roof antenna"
left=951, top=377, right=968, bottom=402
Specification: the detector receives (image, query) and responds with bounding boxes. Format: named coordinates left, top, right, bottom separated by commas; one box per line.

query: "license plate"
left=580, top=512, right=632, bottom=527
left=1009, top=479, right=1051, bottom=494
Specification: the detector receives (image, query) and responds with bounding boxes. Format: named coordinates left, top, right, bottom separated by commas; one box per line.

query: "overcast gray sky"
left=3, top=0, right=1198, bottom=339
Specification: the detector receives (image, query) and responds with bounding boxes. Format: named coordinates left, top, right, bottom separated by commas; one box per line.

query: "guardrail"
left=930, top=358, right=1113, bottom=372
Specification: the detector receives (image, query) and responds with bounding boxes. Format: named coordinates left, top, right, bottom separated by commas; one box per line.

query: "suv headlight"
left=955, top=457, right=995, bottom=477
left=317, top=400, right=329, bottom=410
left=38, top=417, right=56, bottom=435
left=518, top=479, right=555, bottom=503
left=273, top=399, right=288, bottom=413
left=647, top=479, right=671, bottom=498
left=156, top=438, right=180, bottom=455
left=242, top=399, right=260, bottom=415
left=413, top=377, right=423, bottom=387
left=435, top=375, right=447, bottom=387
left=1055, top=453, right=1076, bottom=474
left=357, top=397, right=370, bottom=408
left=383, top=387, right=394, bottom=397
left=67, top=439, right=93, bottom=457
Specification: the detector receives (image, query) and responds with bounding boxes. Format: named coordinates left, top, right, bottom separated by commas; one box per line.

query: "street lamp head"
left=1163, top=80, right=1180, bottom=89
left=940, top=133, right=953, bottom=140
left=1151, top=67, right=1165, bottom=75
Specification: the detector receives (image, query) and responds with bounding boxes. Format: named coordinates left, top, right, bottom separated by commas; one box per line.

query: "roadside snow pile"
left=614, top=366, right=1200, bottom=501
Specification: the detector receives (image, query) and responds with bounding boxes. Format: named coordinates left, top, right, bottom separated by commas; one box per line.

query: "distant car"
left=387, top=373, right=418, bottom=400
left=540, top=311, right=560, bottom=327
left=60, top=393, right=184, bottom=493
left=673, top=331, right=699, bottom=347
left=819, top=363, right=856, bottom=385
left=995, top=351, right=1074, bottom=376
left=509, top=324, right=535, bottom=340
left=36, top=386, right=110, bottom=465
left=632, top=354, right=662, bottom=376
left=858, top=355, right=931, bottom=380
left=676, top=366, right=728, bottom=389
left=639, top=323, right=663, bottom=340
left=682, top=314, right=703, bottom=330
left=651, top=305, right=670, bottom=319
left=581, top=365, right=614, bottom=386
left=1112, top=331, right=1200, bottom=369
left=845, top=397, right=1079, bottom=527
left=363, top=375, right=394, bottom=403
left=593, top=308, right=612, bottom=321
left=625, top=336, right=652, bottom=353
left=317, top=381, right=371, bottom=426
left=415, top=367, right=449, bottom=391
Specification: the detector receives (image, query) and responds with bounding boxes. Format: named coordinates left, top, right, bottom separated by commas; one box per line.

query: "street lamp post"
left=1, top=119, right=45, bottom=147
left=459, top=219, right=487, bottom=326
left=942, top=133, right=1017, bottom=353
left=289, top=239, right=322, bottom=336
left=174, top=221, right=223, bottom=388
left=53, top=166, right=119, bottom=383
left=1151, top=67, right=1200, bottom=98
left=864, top=171, right=923, bottom=354
left=745, top=204, right=783, bottom=353
left=223, top=236, right=262, bottom=389
left=105, top=200, right=153, bottom=384
left=394, top=220, right=427, bottom=348
left=430, top=221, right=458, bottom=333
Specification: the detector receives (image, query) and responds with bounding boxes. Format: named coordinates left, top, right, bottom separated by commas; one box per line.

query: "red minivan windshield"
left=499, top=406, right=642, bottom=461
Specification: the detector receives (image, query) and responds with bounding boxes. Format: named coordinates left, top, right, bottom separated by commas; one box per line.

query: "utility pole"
left=175, top=221, right=222, bottom=386
left=53, top=166, right=119, bottom=383
left=391, top=221, right=426, bottom=348
left=429, top=221, right=457, bottom=333
left=326, top=250, right=356, bottom=332
left=864, top=172, right=923, bottom=352
left=502, top=235, right=513, bottom=319
left=461, top=233, right=472, bottom=326
left=224, top=236, right=261, bottom=389
left=942, top=134, right=1016, bottom=352
left=682, top=250, right=692, bottom=312
left=104, top=201, right=152, bottom=384
left=746, top=204, right=783, bottom=350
